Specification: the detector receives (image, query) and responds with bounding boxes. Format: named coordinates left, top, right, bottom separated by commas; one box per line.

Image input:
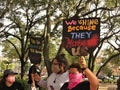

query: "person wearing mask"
left=34, top=54, right=69, bottom=90
left=28, top=63, right=41, bottom=90
left=60, top=56, right=99, bottom=90
left=0, top=69, right=24, bottom=90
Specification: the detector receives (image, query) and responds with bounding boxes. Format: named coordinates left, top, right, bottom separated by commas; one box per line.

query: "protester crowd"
left=0, top=54, right=99, bottom=90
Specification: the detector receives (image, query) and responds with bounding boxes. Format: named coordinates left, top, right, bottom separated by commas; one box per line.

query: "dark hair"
left=54, top=54, right=68, bottom=71
left=69, top=63, right=82, bottom=73
left=1, top=74, right=8, bottom=83
left=1, top=69, right=17, bottom=83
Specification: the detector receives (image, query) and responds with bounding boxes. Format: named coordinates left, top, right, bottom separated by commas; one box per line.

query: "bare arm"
left=31, top=73, right=35, bottom=87
left=79, top=56, right=99, bottom=90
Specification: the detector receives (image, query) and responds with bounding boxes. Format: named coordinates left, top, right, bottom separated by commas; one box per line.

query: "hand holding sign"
left=71, top=46, right=88, bottom=56
left=79, top=56, right=87, bottom=68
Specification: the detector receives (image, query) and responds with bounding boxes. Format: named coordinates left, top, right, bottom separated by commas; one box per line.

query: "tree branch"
left=6, top=39, right=21, bottom=59
left=81, top=7, right=113, bottom=17
left=96, top=52, right=120, bottom=76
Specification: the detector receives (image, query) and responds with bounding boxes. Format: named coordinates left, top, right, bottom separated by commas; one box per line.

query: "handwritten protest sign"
left=28, top=37, right=42, bottom=64
left=62, top=18, right=100, bottom=56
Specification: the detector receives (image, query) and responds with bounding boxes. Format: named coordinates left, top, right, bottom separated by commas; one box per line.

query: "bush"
left=16, top=79, right=29, bottom=90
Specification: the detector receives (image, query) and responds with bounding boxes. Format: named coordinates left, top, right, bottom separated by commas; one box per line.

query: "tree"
left=0, top=0, right=46, bottom=78
left=70, top=0, right=120, bottom=73
left=96, top=45, right=120, bottom=76
left=1, top=38, right=19, bottom=58
left=0, top=0, right=120, bottom=78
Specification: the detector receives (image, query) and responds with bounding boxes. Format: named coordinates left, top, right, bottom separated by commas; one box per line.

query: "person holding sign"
left=28, top=63, right=41, bottom=90
left=34, top=54, right=69, bottom=90
left=60, top=56, right=99, bottom=90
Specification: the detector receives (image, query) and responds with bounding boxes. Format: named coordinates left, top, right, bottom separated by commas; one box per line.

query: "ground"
left=99, top=83, right=117, bottom=90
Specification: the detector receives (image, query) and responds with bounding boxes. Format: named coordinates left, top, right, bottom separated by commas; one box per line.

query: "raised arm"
left=79, top=56, right=99, bottom=90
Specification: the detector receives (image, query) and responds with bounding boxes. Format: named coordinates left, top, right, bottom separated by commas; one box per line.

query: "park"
left=0, top=0, right=120, bottom=90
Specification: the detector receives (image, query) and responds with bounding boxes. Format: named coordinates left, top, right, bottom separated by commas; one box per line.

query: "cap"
left=3, top=69, right=18, bottom=76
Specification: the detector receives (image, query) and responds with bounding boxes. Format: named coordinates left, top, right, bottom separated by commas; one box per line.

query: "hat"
left=3, top=69, right=18, bottom=76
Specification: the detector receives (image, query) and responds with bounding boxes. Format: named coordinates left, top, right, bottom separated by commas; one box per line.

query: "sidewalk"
left=98, top=83, right=117, bottom=90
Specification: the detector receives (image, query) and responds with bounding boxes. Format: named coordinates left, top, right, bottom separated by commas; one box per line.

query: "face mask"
left=6, top=75, right=15, bottom=83
left=51, top=64, right=61, bottom=73
left=68, top=73, right=83, bottom=89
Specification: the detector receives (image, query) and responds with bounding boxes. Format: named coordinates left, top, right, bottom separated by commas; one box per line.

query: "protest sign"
left=62, top=18, right=100, bottom=56
left=28, top=37, right=42, bottom=64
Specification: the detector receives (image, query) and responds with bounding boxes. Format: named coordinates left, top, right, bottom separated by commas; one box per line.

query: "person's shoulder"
left=0, top=80, right=6, bottom=85
left=79, top=80, right=90, bottom=86
left=14, top=81, right=22, bottom=85
left=76, top=81, right=90, bottom=90
left=30, top=65, right=36, bottom=69
left=13, top=81, right=24, bottom=87
left=47, top=73, right=56, bottom=79
left=60, top=71, right=69, bottom=78
left=63, top=82, right=68, bottom=86
left=13, top=81, right=24, bottom=90
left=81, top=80, right=89, bottom=83
left=0, top=81, right=5, bottom=87
left=60, top=82, right=68, bottom=90
left=29, top=65, right=37, bottom=72
left=63, top=71, right=69, bottom=75
left=50, top=73, right=56, bottom=76
left=0, top=80, right=3, bottom=84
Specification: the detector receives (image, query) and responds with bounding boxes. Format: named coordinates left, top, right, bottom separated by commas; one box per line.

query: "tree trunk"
left=43, top=0, right=53, bottom=76
left=20, top=58, right=26, bottom=79
left=43, top=35, right=51, bottom=76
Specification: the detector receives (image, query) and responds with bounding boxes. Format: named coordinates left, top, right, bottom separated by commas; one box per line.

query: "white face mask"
left=51, top=64, right=61, bottom=73
left=6, top=75, right=15, bottom=83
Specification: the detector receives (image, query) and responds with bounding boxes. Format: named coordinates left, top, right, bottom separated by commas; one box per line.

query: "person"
left=60, top=56, right=99, bottom=90
left=34, top=54, right=69, bottom=90
left=117, top=76, right=120, bottom=90
left=0, top=69, right=24, bottom=90
left=28, top=63, right=41, bottom=90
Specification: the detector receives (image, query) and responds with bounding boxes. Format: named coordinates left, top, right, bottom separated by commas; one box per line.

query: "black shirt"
left=28, top=64, right=40, bottom=87
left=60, top=81, right=90, bottom=90
left=0, top=81, right=24, bottom=90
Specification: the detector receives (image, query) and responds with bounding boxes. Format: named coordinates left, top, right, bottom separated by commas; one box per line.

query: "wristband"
left=82, top=67, right=87, bottom=71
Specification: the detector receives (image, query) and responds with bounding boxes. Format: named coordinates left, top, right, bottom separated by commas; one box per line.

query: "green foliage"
left=0, top=0, right=120, bottom=78
left=1, top=38, right=20, bottom=58
left=49, top=40, right=58, bottom=60
left=105, top=0, right=120, bottom=7
left=102, top=65, right=113, bottom=77
left=0, top=59, right=16, bottom=71
left=111, top=55, right=120, bottom=66
left=16, top=79, right=29, bottom=90
left=0, top=61, right=6, bottom=70
left=60, top=48, right=79, bottom=65
left=101, top=46, right=120, bottom=66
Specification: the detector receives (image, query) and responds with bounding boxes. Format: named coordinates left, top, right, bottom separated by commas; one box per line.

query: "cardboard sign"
left=62, top=18, right=100, bottom=56
left=28, top=37, right=42, bottom=64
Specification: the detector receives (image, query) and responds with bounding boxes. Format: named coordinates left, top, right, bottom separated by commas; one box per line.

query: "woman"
left=60, top=56, right=99, bottom=90
left=34, top=54, right=69, bottom=90
left=28, top=63, right=41, bottom=90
